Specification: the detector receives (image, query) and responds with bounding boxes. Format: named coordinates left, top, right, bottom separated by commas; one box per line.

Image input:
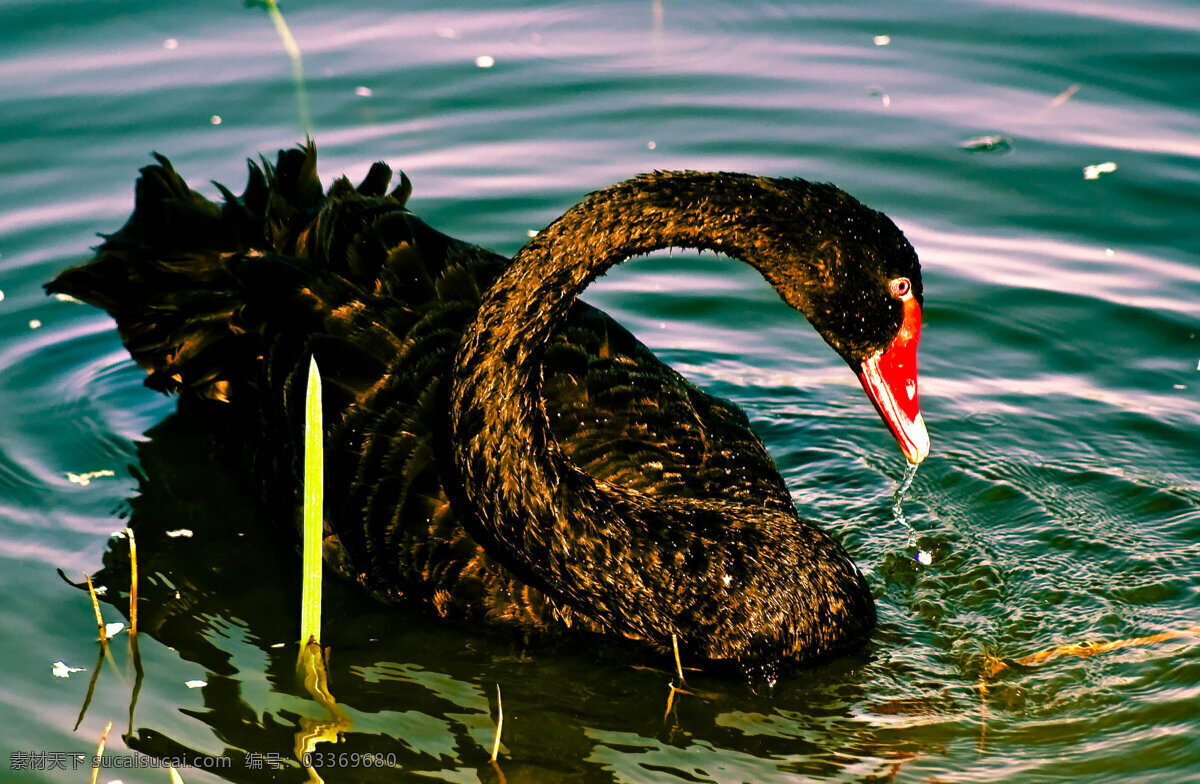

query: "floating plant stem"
left=73, top=645, right=106, bottom=731
left=300, top=356, right=323, bottom=645
left=169, top=765, right=186, bottom=784
left=85, top=572, right=105, bottom=643
left=982, top=624, right=1200, bottom=679
left=490, top=684, right=503, bottom=762
left=126, top=527, right=138, bottom=636
left=254, top=0, right=311, bottom=134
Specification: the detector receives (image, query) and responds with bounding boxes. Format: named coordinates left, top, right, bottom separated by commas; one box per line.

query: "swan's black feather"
left=48, top=142, right=902, bottom=665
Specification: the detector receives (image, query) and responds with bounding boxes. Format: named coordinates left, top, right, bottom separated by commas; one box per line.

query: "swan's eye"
left=889, top=277, right=912, bottom=298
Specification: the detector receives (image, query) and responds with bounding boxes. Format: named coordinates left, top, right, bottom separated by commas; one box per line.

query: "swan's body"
left=49, top=144, right=927, bottom=667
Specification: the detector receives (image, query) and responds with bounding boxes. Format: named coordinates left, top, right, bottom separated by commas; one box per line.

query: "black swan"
left=48, top=143, right=928, bottom=667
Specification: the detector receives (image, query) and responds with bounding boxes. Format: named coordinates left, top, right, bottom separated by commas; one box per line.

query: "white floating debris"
left=1083, top=161, right=1117, bottom=180
left=52, top=661, right=85, bottom=678
left=29, top=319, right=42, bottom=329
left=1048, top=83, right=1080, bottom=109
left=1174, top=384, right=1186, bottom=390
left=526, top=229, right=538, bottom=238
left=93, top=585, right=107, bottom=596
left=881, top=94, right=891, bottom=107
left=355, top=86, right=373, bottom=97
left=475, top=55, right=495, bottom=68
left=185, top=680, right=206, bottom=689
left=1195, top=359, right=1199, bottom=371
left=916, top=550, right=933, bottom=566
left=1104, top=248, right=1115, bottom=257
left=163, top=38, right=179, bottom=50
left=647, top=140, right=657, bottom=150
left=110, top=529, right=127, bottom=539
left=53, top=292, right=83, bottom=303
left=67, top=469, right=115, bottom=487
left=165, top=528, right=194, bottom=538
left=874, top=35, right=891, bottom=46
left=0, top=289, right=5, bottom=302
left=437, top=27, right=460, bottom=39
left=960, top=135, right=1011, bottom=153
left=210, top=115, right=222, bottom=126
left=104, top=622, right=125, bottom=640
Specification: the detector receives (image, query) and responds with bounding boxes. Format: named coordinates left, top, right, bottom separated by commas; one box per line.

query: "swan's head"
left=745, top=179, right=929, bottom=465
left=530, top=170, right=929, bottom=463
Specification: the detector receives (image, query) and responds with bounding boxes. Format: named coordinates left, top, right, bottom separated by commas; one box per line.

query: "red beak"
left=857, top=295, right=929, bottom=464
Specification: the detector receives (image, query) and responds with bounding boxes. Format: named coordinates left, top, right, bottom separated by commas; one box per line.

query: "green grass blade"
left=261, top=0, right=311, bottom=134
left=300, top=356, right=323, bottom=645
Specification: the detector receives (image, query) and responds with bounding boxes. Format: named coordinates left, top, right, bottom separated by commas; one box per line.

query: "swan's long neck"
left=449, top=173, right=822, bottom=642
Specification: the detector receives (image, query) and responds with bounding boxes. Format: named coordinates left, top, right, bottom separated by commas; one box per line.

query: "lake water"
left=2, top=1, right=1198, bottom=782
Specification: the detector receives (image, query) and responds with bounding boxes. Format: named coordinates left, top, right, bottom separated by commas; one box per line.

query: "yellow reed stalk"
left=90, top=720, right=112, bottom=784
left=983, top=625, right=1200, bottom=679
left=126, top=527, right=138, bottom=636
left=671, top=634, right=684, bottom=682
left=490, top=684, right=503, bottom=762
left=85, top=573, right=105, bottom=643
left=300, top=356, right=323, bottom=645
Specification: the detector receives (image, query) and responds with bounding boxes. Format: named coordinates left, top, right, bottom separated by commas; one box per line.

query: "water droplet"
left=28, top=319, right=41, bottom=329
left=355, top=86, right=373, bottom=97
left=891, top=462, right=919, bottom=528
left=163, top=38, right=179, bottom=50
left=874, top=35, right=891, bottom=46
left=210, top=115, right=222, bottom=126
left=647, top=141, right=657, bottom=150
left=475, top=55, right=495, bottom=68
